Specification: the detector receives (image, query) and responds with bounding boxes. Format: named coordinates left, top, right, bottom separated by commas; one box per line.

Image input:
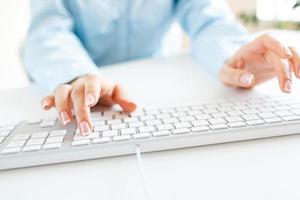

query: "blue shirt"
left=23, top=0, right=248, bottom=91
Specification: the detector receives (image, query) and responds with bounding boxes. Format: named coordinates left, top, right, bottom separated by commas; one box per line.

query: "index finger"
left=250, top=33, right=292, bottom=59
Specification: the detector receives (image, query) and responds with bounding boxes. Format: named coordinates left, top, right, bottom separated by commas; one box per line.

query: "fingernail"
left=285, top=47, right=292, bottom=57
left=240, top=73, right=254, bottom=85
left=42, top=100, right=50, bottom=110
left=80, top=121, right=91, bottom=136
left=60, top=111, right=71, bottom=125
left=85, top=93, right=95, bottom=106
left=298, top=68, right=300, bottom=77
left=284, top=80, right=292, bottom=93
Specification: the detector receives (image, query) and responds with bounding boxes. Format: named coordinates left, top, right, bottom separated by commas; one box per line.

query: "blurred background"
left=1, top=0, right=300, bottom=91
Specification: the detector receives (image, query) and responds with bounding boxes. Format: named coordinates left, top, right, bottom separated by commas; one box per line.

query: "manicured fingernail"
left=284, top=80, right=292, bottom=93
left=85, top=93, right=95, bottom=106
left=60, top=111, right=71, bottom=125
left=42, top=100, right=50, bottom=110
left=240, top=73, right=254, bottom=85
left=80, top=121, right=91, bottom=136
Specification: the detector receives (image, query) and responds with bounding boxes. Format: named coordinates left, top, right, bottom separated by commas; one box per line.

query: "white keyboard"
left=1, top=95, right=300, bottom=170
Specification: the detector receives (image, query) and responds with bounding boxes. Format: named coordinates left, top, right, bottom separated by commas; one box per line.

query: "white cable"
left=135, top=145, right=153, bottom=200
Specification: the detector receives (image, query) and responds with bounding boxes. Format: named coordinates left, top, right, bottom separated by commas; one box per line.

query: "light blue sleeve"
left=22, top=0, right=100, bottom=92
left=175, top=0, right=249, bottom=75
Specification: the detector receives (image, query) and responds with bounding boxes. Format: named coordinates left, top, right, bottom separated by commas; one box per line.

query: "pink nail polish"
left=80, top=121, right=91, bottom=136
left=85, top=93, right=95, bottom=106
left=60, top=111, right=71, bottom=125
left=240, top=73, right=254, bottom=85
left=284, top=80, right=292, bottom=93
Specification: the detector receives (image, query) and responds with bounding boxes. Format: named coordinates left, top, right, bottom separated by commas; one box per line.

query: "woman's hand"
left=219, top=33, right=300, bottom=93
left=40, top=74, right=137, bottom=135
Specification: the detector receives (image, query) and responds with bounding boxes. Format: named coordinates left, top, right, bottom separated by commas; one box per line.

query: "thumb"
left=219, top=65, right=255, bottom=88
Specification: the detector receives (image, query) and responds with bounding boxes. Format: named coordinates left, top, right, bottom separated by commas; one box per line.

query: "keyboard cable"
left=135, top=145, right=153, bottom=200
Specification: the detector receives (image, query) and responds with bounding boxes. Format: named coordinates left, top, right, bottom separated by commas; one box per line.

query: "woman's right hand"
left=40, top=74, right=137, bottom=136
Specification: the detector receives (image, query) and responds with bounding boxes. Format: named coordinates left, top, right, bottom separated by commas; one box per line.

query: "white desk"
left=1, top=55, right=300, bottom=200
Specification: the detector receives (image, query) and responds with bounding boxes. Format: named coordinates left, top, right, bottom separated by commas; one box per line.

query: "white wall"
left=0, top=0, right=30, bottom=90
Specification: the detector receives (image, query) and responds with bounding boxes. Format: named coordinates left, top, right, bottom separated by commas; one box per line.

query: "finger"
left=251, top=33, right=292, bottom=58
left=71, top=84, right=92, bottom=136
left=112, top=84, right=137, bottom=112
left=288, top=47, right=300, bottom=78
left=84, top=75, right=101, bottom=107
left=41, top=96, right=55, bottom=110
left=54, top=84, right=73, bottom=125
left=265, top=50, right=292, bottom=93
left=219, top=65, right=255, bottom=88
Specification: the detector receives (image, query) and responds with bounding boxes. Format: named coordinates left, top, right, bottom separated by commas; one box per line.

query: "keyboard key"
left=191, top=120, right=209, bottom=127
left=162, top=118, right=179, bottom=124
left=246, top=119, right=265, bottom=126
left=145, top=119, right=161, bottom=126
left=282, top=115, right=300, bottom=122
left=133, top=132, right=151, bottom=139
left=2, top=147, right=21, bottom=154
left=93, top=137, right=110, bottom=144
left=102, top=130, right=118, bottom=137
left=138, top=126, right=156, bottom=133
left=195, top=114, right=211, bottom=120
left=0, top=131, right=11, bottom=137
left=72, top=140, right=90, bottom=146
left=31, top=132, right=48, bottom=138
left=211, top=112, right=228, bottom=118
left=50, top=130, right=67, bottom=137
left=264, top=118, right=282, bottom=124
left=113, top=135, right=131, bottom=142
left=23, top=145, right=42, bottom=152
left=174, top=122, right=192, bottom=129
left=156, top=113, right=171, bottom=119
left=225, top=116, right=244, bottom=123
left=153, top=130, right=171, bottom=137
left=191, top=126, right=210, bottom=132
left=242, top=114, right=260, bottom=121
left=128, top=121, right=144, bottom=128
left=156, top=124, right=174, bottom=131
left=46, top=136, right=64, bottom=144
left=228, top=122, right=247, bottom=128
left=111, top=123, right=127, bottom=130
left=227, top=111, right=243, bottom=116
left=40, top=120, right=56, bottom=127
left=172, top=111, right=187, bottom=117
left=7, top=140, right=26, bottom=148
left=210, top=124, right=228, bottom=130
left=43, top=143, right=62, bottom=150
left=187, top=110, right=203, bottom=116
left=179, top=116, right=195, bottom=122
left=208, top=118, right=226, bottom=125
left=160, top=108, right=175, bottom=114
left=274, top=111, right=293, bottom=117
left=123, top=117, right=139, bottom=123
left=139, top=115, right=155, bottom=121
left=120, top=128, right=136, bottom=135
left=259, top=113, right=276, bottom=119
left=13, top=134, right=31, bottom=141
left=172, top=128, right=190, bottom=135
left=26, top=138, right=45, bottom=146
left=107, top=119, right=122, bottom=125
left=93, top=120, right=106, bottom=126
left=94, top=125, right=109, bottom=132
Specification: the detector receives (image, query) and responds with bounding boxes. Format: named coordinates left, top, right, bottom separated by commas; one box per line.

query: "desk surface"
left=1, top=55, right=300, bottom=200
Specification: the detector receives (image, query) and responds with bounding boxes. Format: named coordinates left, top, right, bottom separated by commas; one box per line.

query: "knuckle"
left=75, top=108, right=88, bottom=119
left=54, top=84, right=72, bottom=95
left=71, top=86, right=83, bottom=99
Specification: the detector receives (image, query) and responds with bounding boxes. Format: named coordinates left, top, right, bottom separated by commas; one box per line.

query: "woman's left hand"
left=219, top=33, right=300, bottom=93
